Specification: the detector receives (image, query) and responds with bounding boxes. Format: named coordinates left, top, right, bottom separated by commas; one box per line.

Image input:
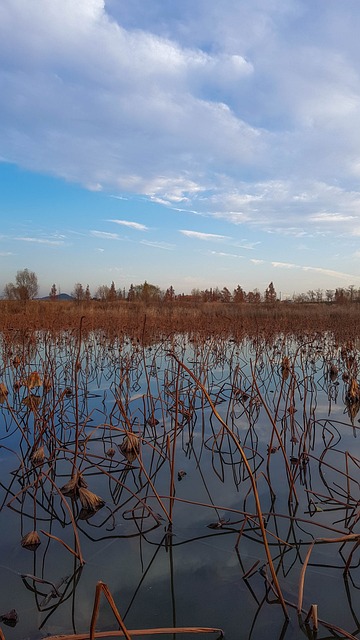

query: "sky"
left=2, top=0, right=360, bottom=299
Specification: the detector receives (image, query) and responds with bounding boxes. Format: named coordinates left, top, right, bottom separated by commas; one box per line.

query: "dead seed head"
left=0, top=609, right=19, bottom=627
left=0, top=382, right=8, bottom=404
left=21, top=530, right=41, bottom=551
left=78, top=487, right=105, bottom=512
left=119, top=433, right=140, bottom=454
left=22, top=394, right=41, bottom=410
left=31, top=446, right=45, bottom=466
left=61, top=473, right=88, bottom=498
left=25, top=371, right=43, bottom=389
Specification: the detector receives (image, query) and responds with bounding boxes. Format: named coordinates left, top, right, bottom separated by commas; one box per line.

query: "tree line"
left=2, top=268, right=360, bottom=305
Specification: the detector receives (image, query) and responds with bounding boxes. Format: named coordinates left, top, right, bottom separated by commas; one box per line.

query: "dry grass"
left=2, top=299, right=360, bottom=342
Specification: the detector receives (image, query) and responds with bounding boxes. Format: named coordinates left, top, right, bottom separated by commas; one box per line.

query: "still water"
left=0, top=330, right=359, bottom=639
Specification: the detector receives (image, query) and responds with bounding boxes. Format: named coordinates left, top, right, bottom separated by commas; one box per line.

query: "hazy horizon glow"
left=2, top=0, right=360, bottom=298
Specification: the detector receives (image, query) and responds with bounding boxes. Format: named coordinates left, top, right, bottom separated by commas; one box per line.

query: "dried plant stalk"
left=169, top=352, right=288, bottom=619
left=45, top=581, right=223, bottom=639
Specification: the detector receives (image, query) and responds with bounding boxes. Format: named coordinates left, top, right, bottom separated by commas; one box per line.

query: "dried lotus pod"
left=25, top=371, right=42, bottom=389
left=22, top=394, right=41, bottom=410
left=119, top=432, right=140, bottom=462
left=0, top=382, right=8, bottom=404
left=78, top=487, right=105, bottom=513
left=21, top=530, right=41, bottom=551
left=31, top=446, right=45, bottom=466
left=345, top=378, right=360, bottom=424
left=347, top=378, right=360, bottom=402
left=61, top=473, right=88, bottom=498
left=0, top=608, right=19, bottom=627
left=281, top=356, right=290, bottom=380
left=106, top=447, right=115, bottom=457
left=329, top=363, right=338, bottom=381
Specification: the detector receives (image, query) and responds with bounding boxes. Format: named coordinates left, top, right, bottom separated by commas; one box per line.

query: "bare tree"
left=3, top=283, right=17, bottom=300
left=315, top=288, right=323, bottom=303
left=95, top=285, right=110, bottom=301
left=4, top=269, right=39, bottom=301
left=325, top=289, right=334, bottom=303
left=72, top=283, right=85, bottom=303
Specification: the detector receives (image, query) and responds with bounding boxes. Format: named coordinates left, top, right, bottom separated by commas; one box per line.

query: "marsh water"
left=0, top=329, right=359, bottom=639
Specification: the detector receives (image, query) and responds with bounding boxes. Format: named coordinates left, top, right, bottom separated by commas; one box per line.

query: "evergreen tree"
left=50, top=283, right=57, bottom=301
left=265, top=281, right=277, bottom=303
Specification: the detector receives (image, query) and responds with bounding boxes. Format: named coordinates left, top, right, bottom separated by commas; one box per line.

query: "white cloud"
left=15, top=236, right=65, bottom=246
left=309, top=212, right=356, bottom=223
left=301, top=265, right=359, bottom=281
left=140, top=240, right=175, bottom=250
left=267, top=259, right=360, bottom=283
left=271, top=261, right=297, bottom=269
left=203, top=179, right=360, bottom=236
left=210, top=251, right=243, bottom=258
left=108, top=219, right=149, bottom=231
left=90, top=230, right=120, bottom=239
left=233, top=241, right=260, bottom=250
left=180, top=230, right=230, bottom=241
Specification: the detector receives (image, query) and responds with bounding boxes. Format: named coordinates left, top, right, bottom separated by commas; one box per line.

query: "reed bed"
left=0, top=317, right=359, bottom=638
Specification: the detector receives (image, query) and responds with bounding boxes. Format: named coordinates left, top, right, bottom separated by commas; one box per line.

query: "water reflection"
left=0, top=330, right=359, bottom=639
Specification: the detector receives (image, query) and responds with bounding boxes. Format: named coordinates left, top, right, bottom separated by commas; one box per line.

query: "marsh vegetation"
left=0, top=302, right=360, bottom=639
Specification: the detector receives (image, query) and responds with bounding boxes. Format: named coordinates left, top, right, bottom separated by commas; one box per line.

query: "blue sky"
left=2, top=0, right=360, bottom=298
